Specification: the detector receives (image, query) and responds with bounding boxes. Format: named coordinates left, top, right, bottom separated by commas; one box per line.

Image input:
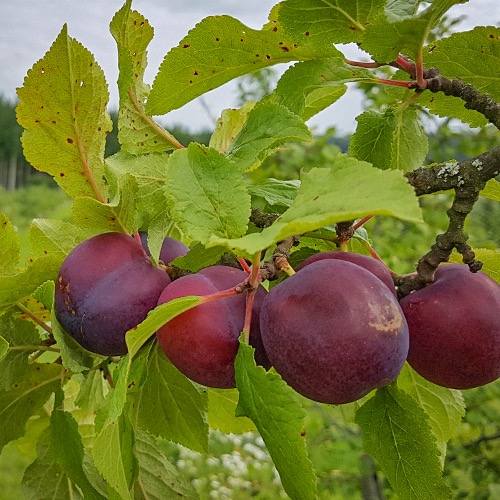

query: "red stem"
left=238, top=257, right=252, bottom=274
left=242, top=289, right=256, bottom=345
left=415, top=50, right=426, bottom=89
left=242, top=252, right=263, bottom=344
left=199, top=287, right=241, bottom=304
left=396, top=54, right=414, bottom=72
left=415, top=50, right=427, bottom=89
left=365, top=244, right=397, bottom=277
left=353, top=215, right=374, bottom=231
left=374, top=77, right=411, bottom=88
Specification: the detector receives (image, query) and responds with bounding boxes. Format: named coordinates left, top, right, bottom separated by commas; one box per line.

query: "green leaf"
left=92, top=414, right=137, bottom=500
left=210, top=156, right=422, bottom=257
left=350, top=106, right=428, bottom=171
left=0, top=315, right=41, bottom=391
left=0, top=363, right=61, bottom=453
left=480, top=179, right=500, bottom=201
left=147, top=14, right=337, bottom=115
left=208, top=388, right=256, bottom=434
left=33, top=280, right=55, bottom=312
left=125, top=296, right=203, bottom=359
left=51, top=311, right=96, bottom=373
left=416, top=88, right=488, bottom=128
left=72, top=173, right=138, bottom=233
left=425, top=26, right=500, bottom=102
left=0, top=255, right=61, bottom=308
left=362, top=0, right=468, bottom=62
left=249, top=178, right=300, bottom=208
left=51, top=387, right=106, bottom=499
left=385, top=0, right=420, bottom=20
left=170, top=243, right=226, bottom=273
left=165, top=143, right=251, bottom=244
left=450, top=248, right=500, bottom=284
left=398, top=364, right=465, bottom=467
left=226, top=101, right=312, bottom=171
left=75, top=369, right=108, bottom=412
left=29, top=218, right=89, bottom=262
left=22, top=429, right=84, bottom=500
left=110, top=0, right=180, bottom=153
left=105, top=151, right=170, bottom=227
left=356, top=384, right=451, bottom=499
left=135, top=430, right=199, bottom=499
left=278, top=0, right=386, bottom=45
left=16, top=25, right=111, bottom=200
left=128, top=344, right=209, bottom=454
left=209, top=103, right=255, bottom=153
left=96, top=296, right=203, bottom=432
left=0, top=213, right=20, bottom=275
left=235, top=342, right=317, bottom=500
left=271, top=57, right=373, bottom=121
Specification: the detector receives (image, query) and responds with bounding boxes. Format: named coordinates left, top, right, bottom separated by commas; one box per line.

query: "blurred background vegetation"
left=1, top=51, right=499, bottom=498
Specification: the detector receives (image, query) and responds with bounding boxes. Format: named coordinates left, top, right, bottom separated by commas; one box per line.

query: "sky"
left=1, top=0, right=499, bottom=134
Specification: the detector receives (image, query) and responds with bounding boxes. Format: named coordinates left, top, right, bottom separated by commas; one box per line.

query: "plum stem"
left=199, top=287, right=242, bottom=305
left=15, top=301, right=53, bottom=335
left=242, top=252, right=263, bottom=344
left=363, top=242, right=397, bottom=277
left=238, top=257, right=252, bottom=274
left=242, top=289, right=256, bottom=345
left=353, top=215, right=374, bottom=231
left=276, top=256, right=296, bottom=276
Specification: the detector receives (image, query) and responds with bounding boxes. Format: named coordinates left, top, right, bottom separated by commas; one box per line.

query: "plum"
left=55, top=232, right=171, bottom=356
left=260, top=259, right=409, bottom=404
left=139, top=232, right=189, bottom=264
left=199, top=266, right=271, bottom=371
left=297, top=251, right=396, bottom=295
left=156, top=265, right=270, bottom=388
left=401, top=264, right=500, bottom=389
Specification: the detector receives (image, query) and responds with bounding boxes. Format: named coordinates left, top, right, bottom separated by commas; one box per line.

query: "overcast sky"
left=1, top=0, right=499, bottom=134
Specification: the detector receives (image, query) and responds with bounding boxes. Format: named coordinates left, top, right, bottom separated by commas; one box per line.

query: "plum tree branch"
left=396, top=72, right=500, bottom=295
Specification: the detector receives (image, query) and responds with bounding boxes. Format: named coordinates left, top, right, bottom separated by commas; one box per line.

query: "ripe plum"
left=156, top=265, right=270, bottom=388
left=260, top=259, right=409, bottom=404
left=401, top=264, right=500, bottom=389
left=139, top=232, right=189, bottom=264
left=297, top=251, right=396, bottom=295
left=55, top=232, right=171, bottom=356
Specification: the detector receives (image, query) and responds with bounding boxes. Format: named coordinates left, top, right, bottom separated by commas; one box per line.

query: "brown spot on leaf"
left=182, top=44, right=190, bottom=48
left=67, top=138, right=73, bottom=144
left=281, top=46, right=290, bottom=52
left=305, top=31, right=310, bottom=37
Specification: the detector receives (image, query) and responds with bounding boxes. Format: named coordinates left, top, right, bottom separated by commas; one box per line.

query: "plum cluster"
left=54, top=233, right=500, bottom=404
